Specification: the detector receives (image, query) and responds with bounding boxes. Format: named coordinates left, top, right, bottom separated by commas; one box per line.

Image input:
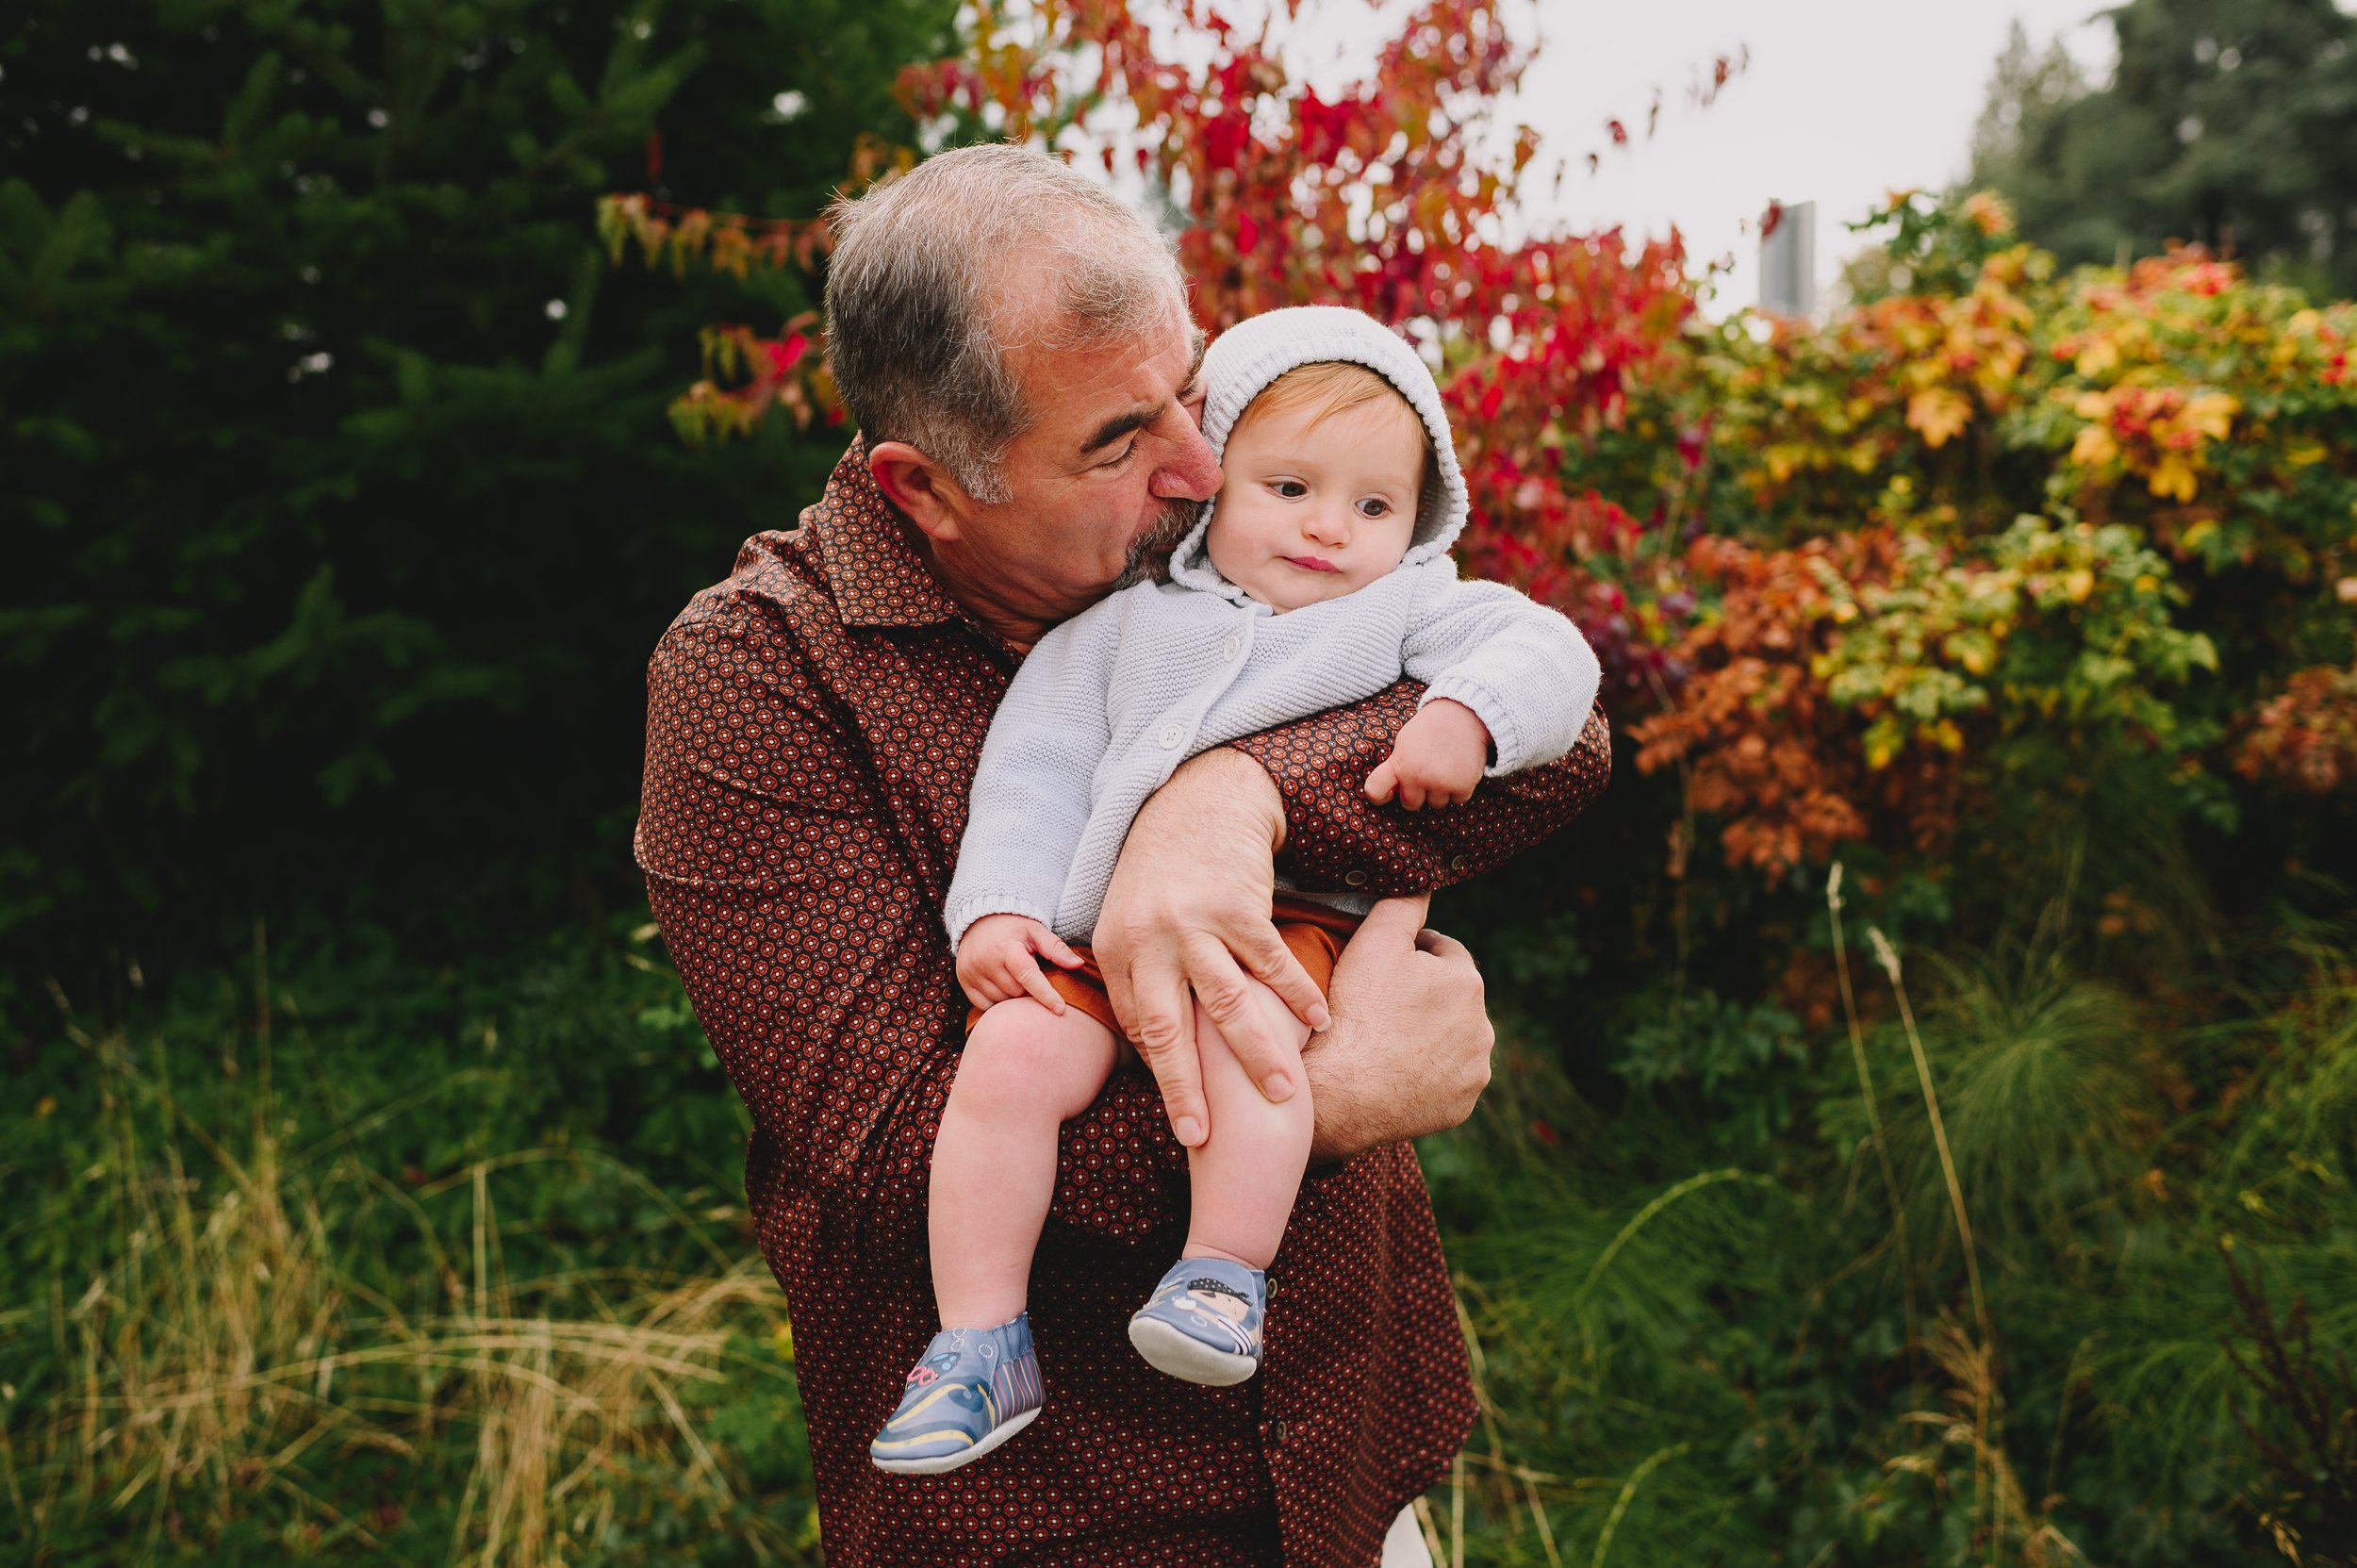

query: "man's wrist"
left=1303, top=1014, right=1376, bottom=1164
left=1159, top=746, right=1287, bottom=855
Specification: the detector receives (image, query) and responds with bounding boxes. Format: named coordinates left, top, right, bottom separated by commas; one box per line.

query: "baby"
left=868, top=306, right=1602, bottom=1475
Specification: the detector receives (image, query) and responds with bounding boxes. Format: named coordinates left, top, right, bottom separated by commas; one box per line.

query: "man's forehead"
left=1017, top=309, right=1201, bottom=454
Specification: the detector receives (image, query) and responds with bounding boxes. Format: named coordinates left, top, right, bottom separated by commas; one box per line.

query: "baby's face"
left=1205, top=392, right=1426, bottom=612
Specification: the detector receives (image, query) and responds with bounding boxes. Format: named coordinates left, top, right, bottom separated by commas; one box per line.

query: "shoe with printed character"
left=867, top=1314, right=1045, bottom=1476
left=1127, top=1256, right=1266, bottom=1386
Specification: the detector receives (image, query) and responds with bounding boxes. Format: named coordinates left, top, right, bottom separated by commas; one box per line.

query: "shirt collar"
left=804, top=437, right=967, bottom=629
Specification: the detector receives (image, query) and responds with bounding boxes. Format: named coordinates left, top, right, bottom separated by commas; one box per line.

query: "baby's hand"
left=1364, top=698, right=1491, bottom=810
left=957, top=914, right=1085, bottom=1013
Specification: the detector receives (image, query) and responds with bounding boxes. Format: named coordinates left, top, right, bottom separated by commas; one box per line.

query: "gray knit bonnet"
left=1167, top=305, right=1469, bottom=601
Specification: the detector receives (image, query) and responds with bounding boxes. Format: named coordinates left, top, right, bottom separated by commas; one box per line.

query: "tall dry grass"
left=6, top=993, right=803, bottom=1565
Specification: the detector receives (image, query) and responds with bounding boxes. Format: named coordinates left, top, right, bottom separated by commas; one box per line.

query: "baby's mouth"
left=1281, top=555, right=1339, bottom=572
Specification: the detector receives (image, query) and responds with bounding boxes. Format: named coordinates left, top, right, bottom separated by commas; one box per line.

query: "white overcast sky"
left=1219, top=0, right=2121, bottom=316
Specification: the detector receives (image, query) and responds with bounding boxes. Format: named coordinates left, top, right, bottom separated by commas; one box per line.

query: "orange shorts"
left=964, top=896, right=1365, bottom=1045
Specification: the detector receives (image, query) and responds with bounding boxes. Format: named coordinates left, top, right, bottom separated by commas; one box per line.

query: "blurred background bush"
left=6, top=0, right=2354, bottom=1563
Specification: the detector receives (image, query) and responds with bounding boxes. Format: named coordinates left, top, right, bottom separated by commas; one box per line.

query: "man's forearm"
left=1228, top=687, right=1612, bottom=897
left=1135, top=745, right=1288, bottom=858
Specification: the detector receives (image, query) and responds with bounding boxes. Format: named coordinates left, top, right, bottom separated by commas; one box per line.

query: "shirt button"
left=1273, top=1420, right=1290, bottom=1445
left=1159, top=723, right=1185, bottom=750
left=1343, top=869, right=1368, bottom=887
left=1451, top=854, right=1470, bottom=872
left=1223, top=634, right=1243, bottom=661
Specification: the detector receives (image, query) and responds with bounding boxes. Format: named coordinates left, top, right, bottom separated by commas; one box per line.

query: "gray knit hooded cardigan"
left=942, top=305, right=1601, bottom=949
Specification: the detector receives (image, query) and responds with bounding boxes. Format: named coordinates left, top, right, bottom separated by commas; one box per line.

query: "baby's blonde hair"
left=1229, top=361, right=1436, bottom=517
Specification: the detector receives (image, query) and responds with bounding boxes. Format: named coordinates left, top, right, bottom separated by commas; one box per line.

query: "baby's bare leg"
left=1183, top=982, right=1316, bottom=1270
left=931, top=999, right=1119, bottom=1329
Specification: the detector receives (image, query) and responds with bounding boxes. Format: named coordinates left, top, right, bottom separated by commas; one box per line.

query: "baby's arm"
left=1376, top=559, right=1603, bottom=803
left=944, top=602, right=1122, bottom=951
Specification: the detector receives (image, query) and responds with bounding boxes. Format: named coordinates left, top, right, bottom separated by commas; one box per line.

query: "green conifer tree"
left=0, top=0, right=953, bottom=984
left=1970, top=0, right=2357, bottom=295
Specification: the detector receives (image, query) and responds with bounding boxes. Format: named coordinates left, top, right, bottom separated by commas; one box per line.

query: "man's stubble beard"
left=1112, top=496, right=1202, bottom=590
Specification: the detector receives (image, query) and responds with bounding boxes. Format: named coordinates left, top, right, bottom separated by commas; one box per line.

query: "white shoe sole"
left=1128, top=1317, right=1261, bottom=1386
left=870, top=1405, right=1041, bottom=1476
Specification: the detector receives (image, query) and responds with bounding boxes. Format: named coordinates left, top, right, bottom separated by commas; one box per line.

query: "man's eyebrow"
left=1078, top=330, right=1211, bottom=456
left=1080, top=405, right=1155, bottom=456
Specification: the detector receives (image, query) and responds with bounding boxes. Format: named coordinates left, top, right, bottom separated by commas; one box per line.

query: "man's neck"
left=914, top=534, right=1061, bottom=653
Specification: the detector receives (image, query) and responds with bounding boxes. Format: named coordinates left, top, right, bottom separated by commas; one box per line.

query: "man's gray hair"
left=823, top=143, right=1184, bottom=504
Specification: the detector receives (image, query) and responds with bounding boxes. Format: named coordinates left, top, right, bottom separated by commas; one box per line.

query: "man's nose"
left=1147, top=419, right=1223, bottom=503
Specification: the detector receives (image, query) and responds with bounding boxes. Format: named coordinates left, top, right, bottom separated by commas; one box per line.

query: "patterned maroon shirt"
left=636, top=442, right=1611, bottom=1566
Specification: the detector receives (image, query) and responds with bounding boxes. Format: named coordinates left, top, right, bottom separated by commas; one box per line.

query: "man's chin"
left=1113, top=502, right=1199, bottom=589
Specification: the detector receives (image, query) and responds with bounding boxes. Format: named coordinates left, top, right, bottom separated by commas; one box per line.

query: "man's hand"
left=1303, top=893, right=1494, bottom=1164
left=1364, top=698, right=1490, bottom=810
left=1094, top=748, right=1332, bottom=1148
left=957, top=913, right=1084, bottom=1013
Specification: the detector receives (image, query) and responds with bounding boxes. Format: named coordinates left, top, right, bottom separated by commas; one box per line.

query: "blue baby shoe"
left=1127, top=1257, right=1266, bottom=1386
left=868, top=1314, right=1045, bottom=1476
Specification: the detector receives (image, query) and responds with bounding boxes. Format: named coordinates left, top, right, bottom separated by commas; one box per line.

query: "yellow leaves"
left=1962, top=190, right=2014, bottom=236
left=1979, top=335, right=2028, bottom=392
left=2061, top=569, right=2096, bottom=604
left=1863, top=717, right=1903, bottom=771
left=1943, top=629, right=1998, bottom=675
left=2149, top=454, right=2200, bottom=503
left=2068, top=388, right=2122, bottom=466
left=2064, top=385, right=2236, bottom=501
left=2180, top=391, right=2237, bottom=442
left=2074, top=337, right=2120, bottom=378
left=1906, top=388, right=1972, bottom=449
left=2071, top=422, right=2119, bottom=468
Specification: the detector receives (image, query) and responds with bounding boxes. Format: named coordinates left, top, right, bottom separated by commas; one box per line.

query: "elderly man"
left=637, top=144, right=1609, bottom=1566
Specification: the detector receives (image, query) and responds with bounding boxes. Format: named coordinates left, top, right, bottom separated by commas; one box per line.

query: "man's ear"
left=868, top=440, right=967, bottom=544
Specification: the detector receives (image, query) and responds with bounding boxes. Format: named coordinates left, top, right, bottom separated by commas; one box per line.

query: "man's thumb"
left=1357, top=891, right=1432, bottom=944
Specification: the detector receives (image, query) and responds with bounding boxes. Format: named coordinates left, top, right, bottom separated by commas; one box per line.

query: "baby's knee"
left=959, top=1000, right=1111, bottom=1112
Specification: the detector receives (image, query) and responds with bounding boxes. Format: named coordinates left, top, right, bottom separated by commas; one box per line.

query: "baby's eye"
left=1269, top=479, right=1308, bottom=499
left=1356, top=497, right=1393, bottom=519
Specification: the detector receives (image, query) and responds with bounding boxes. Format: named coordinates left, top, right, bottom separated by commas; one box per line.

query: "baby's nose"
left=1303, top=506, right=1351, bottom=544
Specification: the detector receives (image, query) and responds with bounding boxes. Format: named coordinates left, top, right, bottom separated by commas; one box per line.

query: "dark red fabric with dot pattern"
left=636, top=442, right=1611, bottom=1566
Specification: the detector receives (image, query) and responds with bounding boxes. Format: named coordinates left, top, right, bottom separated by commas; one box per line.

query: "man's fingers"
left=1409, top=923, right=1485, bottom=1015
left=1414, top=926, right=1474, bottom=964
left=1126, top=962, right=1209, bottom=1147
left=1184, top=935, right=1303, bottom=1103
left=1352, top=891, right=1434, bottom=949
left=1230, top=923, right=1329, bottom=1032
